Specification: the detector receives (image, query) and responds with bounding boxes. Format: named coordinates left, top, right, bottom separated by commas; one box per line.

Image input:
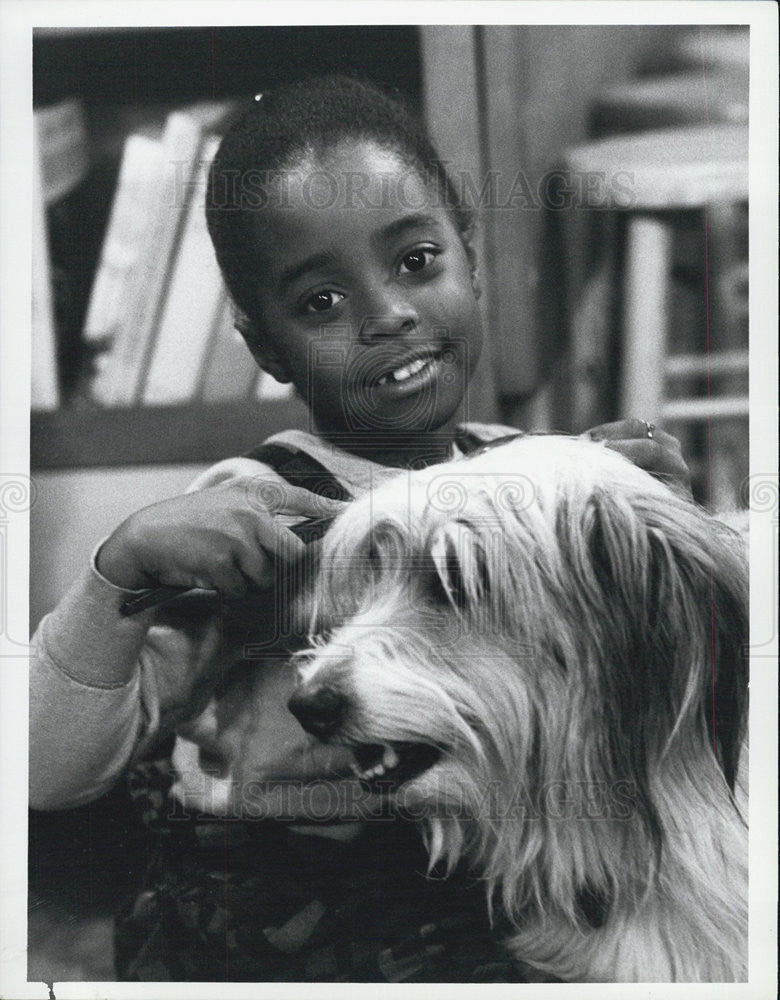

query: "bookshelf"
left=31, top=25, right=426, bottom=470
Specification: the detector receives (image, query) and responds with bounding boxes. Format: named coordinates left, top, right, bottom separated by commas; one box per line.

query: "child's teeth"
left=396, top=358, right=426, bottom=380
left=377, top=356, right=429, bottom=386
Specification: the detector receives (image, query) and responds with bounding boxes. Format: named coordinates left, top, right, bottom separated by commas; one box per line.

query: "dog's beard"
left=294, top=436, right=748, bottom=980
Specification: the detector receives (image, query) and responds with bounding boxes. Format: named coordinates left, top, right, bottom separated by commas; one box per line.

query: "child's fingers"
left=239, top=478, right=348, bottom=520
left=583, top=418, right=682, bottom=452
left=274, top=521, right=317, bottom=564
left=583, top=418, right=649, bottom=441
left=603, top=438, right=693, bottom=497
left=231, top=541, right=279, bottom=591
left=582, top=419, right=692, bottom=497
left=582, top=417, right=671, bottom=441
left=604, top=437, right=686, bottom=471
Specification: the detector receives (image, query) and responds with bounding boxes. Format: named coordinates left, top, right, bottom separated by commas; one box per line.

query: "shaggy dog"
left=288, top=435, right=748, bottom=982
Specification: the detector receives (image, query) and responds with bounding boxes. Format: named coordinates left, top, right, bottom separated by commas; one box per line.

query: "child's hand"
left=583, top=419, right=693, bottom=499
left=97, top=477, right=346, bottom=596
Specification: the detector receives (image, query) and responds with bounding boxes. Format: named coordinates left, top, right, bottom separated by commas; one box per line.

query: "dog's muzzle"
left=288, top=682, right=442, bottom=789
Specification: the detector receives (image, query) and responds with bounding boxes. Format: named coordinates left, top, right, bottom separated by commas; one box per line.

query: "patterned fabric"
left=115, top=757, right=543, bottom=982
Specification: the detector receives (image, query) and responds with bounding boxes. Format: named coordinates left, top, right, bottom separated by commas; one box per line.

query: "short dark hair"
left=205, top=74, right=474, bottom=335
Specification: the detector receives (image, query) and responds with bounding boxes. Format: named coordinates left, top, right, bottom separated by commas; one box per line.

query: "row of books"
left=32, top=98, right=293, bottom=411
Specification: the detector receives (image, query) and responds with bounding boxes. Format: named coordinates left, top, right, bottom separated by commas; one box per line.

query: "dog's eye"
left=427, top=568, right=452, bottom=606
left=429, top=521, right=492, bottom=610
left=428, top=553, right=467, bottom=609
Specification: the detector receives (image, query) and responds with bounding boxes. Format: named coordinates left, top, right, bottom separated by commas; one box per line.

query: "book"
left=34, top=98, right=92, bottom=402
left=199, top=295, right=259, bottom=402
left=141, top=135, right=227, bottom=405
left=34, top=98, right=88, bottom=204
left=31, top=131, right=59, bottom=410
left=93, top=101, right=234, bottom=406
left=82, top=134, right=165, bottom=388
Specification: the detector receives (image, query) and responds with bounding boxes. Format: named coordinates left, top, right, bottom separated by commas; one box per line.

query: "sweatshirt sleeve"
left=30, top=547, right=232, bottom=810
left=29, top=555, right=154, bottom=810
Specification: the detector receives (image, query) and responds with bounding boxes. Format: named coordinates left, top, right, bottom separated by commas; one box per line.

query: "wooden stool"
left=674, top=27, right=750, bottom=74
left=562, top=124, right=748, bottom=504
left=590, top=71, right=748, bottom=136
left=588, top=69, right=748, bottom=400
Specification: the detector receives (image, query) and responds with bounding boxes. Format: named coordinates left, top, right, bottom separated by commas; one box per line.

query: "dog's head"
left=290, top=436, right=748, bottom=883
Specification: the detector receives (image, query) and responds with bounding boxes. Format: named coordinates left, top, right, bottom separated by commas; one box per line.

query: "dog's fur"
left=293, top=435, right=748, bottom=982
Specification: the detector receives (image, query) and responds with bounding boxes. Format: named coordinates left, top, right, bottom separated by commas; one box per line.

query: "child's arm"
left=31, top=563, right=157, bottom=809
left=30, top=469, right=343, bottom=810
left=29, top=564, right=220, bottom=809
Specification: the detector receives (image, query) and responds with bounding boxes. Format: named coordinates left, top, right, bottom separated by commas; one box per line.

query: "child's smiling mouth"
left=370, top=347, right=444, bottom=391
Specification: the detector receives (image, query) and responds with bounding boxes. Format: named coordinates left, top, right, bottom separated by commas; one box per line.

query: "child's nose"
left=357, top=287, right=419, bottom=343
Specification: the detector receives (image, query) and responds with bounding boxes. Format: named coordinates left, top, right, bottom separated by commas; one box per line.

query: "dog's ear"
left=581, top=489, right=748, bottom=789
left=707, top=525, right=749, bottom=789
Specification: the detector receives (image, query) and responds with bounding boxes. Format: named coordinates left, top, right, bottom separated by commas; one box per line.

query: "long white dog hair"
left=291, top=435, right=748, bottom=982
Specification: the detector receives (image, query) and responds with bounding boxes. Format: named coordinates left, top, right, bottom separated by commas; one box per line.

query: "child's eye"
left=304, top=290, right=346, bottom=313
left=398, top=247, right=438, bottom=275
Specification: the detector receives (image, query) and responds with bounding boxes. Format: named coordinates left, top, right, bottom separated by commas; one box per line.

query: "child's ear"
left=461, top=229, right=482, bottom=301
left=233, top=308, right=292, bottom=384
left=470, top=261, right=482, bottom=301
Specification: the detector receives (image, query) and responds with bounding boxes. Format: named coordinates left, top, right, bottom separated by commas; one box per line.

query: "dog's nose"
left=287, top=685, right=346, bottom=738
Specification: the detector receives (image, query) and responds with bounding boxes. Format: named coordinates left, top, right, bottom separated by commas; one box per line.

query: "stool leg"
left=619, top=213, right=673, bottom=421
left=568, top=211, right=620, bottom=431
left=708, top=202, right=749, bottom=511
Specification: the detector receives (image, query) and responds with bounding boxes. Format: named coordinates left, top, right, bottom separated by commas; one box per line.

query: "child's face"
left=246, top=141, right=484, bottom=447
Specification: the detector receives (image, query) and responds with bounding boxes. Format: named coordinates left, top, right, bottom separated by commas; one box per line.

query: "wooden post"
left=418, top=25, right=499, bottom=425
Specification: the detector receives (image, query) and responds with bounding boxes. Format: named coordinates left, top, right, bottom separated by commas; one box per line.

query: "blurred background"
left=29, top=23, right=749, bottom=980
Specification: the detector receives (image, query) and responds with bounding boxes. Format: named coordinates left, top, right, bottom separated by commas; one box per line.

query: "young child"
left=30, top=75, right=690, bottom=982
